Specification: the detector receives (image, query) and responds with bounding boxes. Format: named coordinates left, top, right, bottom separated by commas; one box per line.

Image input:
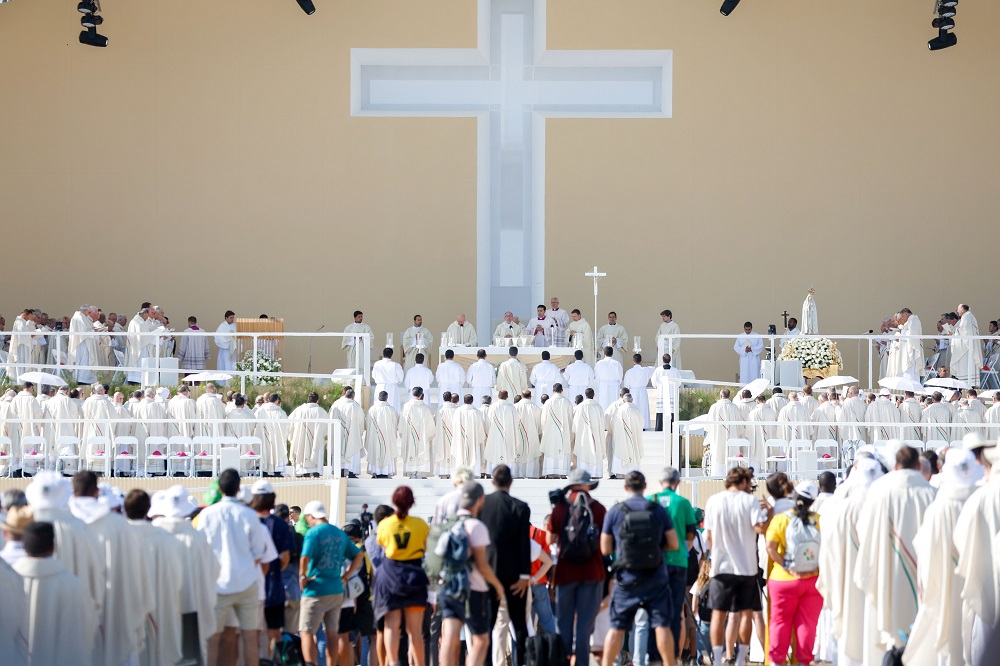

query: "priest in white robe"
left=256, top=394, right=290, bottom=476
left=530, top=351, right=562, bottom=406
left=705, top=389, right=745, bottom=477
left=484, top=391, right=519, bottom=474
left=608, top=394, right=644, bottom=476
left=401, top=315, right=434, bottom=372
left=596, top=312, right=628, bottom=365
left=14, top=522, right=99, bottom=666
left=9, top=384, right=42, bottom=477
left=778, top=392, right=812, bottom=442
left=176, top=316, right=211, bottom=371
left=950, top=304, right=983, bottom=385
left=526, top=305, right=558, bottom=347
left=566, top=309, right=596, bottom=366
left=214, top=310, right=237, bottom=372
left=548, top=297, right=571, bottom=335
left=435, top=349, right=466, bottom=405
left=134, top=387, right=170, bottom=476
left=42, top=387, right=82, bottom=472
left=905, top=448, right=979, bottom=666
left=343, top=311, right=374, bottom=370
left=593, top=346, right=624, bottom=410
left=622, top=354, right=652, bottom=429
left=0, top=557, right=28, bottom=666
left=562, top=349, right=595, bottom=403
left=125, top=308, right=155, bottom=384
left=838, top=387, right=868, bottom=443
left=372, top=347, right=405, bottom=412
left=897, top=391, right=923, bottom=441
left=650, top=353, right=682, bottom=432
left=894, top=309, right=924, bottom=380
left=397, top=387, right=436, bottom=477
left=540, top=385, right=574, bottom=477
left=225, top=394, right=259, bottom=475
left=573, top=389, right=607, bottom=478
left=496, top=347, right=530, bottom=398
left=446, top=314, right=478, bottom=346
left=5, top=311, right=36, bottom=384
left=747, top=396, right=777, bottom=469
left=434, top=393, right=458, bottom=477
left=765, top=387, right=789, bottom=414
left=733, top=322, right=764, bottom=383
left=451, top=394, right=486, bottom=475
left=366, top=392, right=399, bottom=477
left=514, top=390, right=542, bottom=478
left=166, top=384, right=198, bottom=438
left=404, top=353, right=435, bottom=401
left=69, top=305, right=101, bottom=384
left=656, top=310, right=682, bottom=370
left=865, top=390, right=900, bottom=442
left=799, top=385, right=819, bottom=416
left=288, top=393, right=329, bottom=476
left=922, top=393, right=954, bottom=443
left=984, top=391, right=1000, bottom=440
left=492, top=311, right=524, bottom=343
left=853, top=447, right=936, bottom=663
left=330, top=387, right=365, bottom=476
left=953, top=399, right=983, bottom=437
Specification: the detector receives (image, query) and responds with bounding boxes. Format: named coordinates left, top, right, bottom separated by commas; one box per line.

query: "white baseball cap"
left=303, top=500, right=328, bottom=519
left=251, top=480, right=275, bottom=495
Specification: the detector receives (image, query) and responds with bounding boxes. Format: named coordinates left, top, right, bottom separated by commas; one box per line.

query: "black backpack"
left=614, top=501, right=662, bottom=572
left=686, top=532, right=704, bottom=586
left=271, top=631, right=305, bottom=666
left=560, top=493, right=600, bottom=564
left=526, top=632, right=569, bottom=666
left=697, top=584, right=712, bottom=622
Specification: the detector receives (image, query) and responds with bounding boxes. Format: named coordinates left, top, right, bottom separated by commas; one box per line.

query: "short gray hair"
left=452, top=466, right=474, bottom=485
left=659, top=466, right=681, bottom=486
left=144, top=388, right=156, bottom=398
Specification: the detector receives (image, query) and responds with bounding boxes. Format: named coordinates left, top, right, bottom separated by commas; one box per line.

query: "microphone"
left=317, top=324, right=326, bottom=332
left=309, top=324, right=325, bottom=373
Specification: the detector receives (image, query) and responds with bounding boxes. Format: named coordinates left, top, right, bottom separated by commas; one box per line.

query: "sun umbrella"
left=17, top=371, right=68, bottom=387
left=878, top=376, right=924, bottom=393
left=925, top=377, right=972, bottom=390
left=682, top=413, right=711, bottom=435
left=183, top=372, right=234, bottom=383
left=740, top=378, right=770, bottom=401
left=813, top=375, right=860, bottom=390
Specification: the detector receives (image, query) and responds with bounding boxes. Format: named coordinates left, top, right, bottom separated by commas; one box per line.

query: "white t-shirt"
left=703, top=490, right=768, bottom=577
left=457, top=510, right=491, bottom=592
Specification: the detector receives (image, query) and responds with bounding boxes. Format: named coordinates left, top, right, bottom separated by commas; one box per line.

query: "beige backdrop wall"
left=1, top=0, right=997, bottom=382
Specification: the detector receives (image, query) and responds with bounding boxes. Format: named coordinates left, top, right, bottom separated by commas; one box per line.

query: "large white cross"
left=351, top=0, right=671, bottom=331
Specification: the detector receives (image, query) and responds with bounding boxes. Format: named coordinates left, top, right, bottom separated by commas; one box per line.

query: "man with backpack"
left=600, top=471, right=680, bottom=666
left=546, top=469, right=608, bottom=664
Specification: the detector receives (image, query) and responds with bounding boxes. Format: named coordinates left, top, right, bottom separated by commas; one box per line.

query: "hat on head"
left=878, top=388, right=892, bottom=397
left=156, top=387, right=170, bottom=401
left=236, top=486, right=253, bottom=504
left=564, top=468, right=599, bottom=491
left=942, top=448, right=984, bottom=488
left=459, top=481, right=485, bottom=509
left=962, top=432, right=997, bottom=451
left=853, top=456, right=886, bottom=488
left=984, top=445, right=1000, bottom=467
left=251, top=480, right=275, bottom=495
left=25, top=471, right=72, bottom=510
left=0, top=505, right=34, bottom=535
left=303, top=500, right=328, bottom=519
left=794, top=481, right=819, bottom=501
left=98, top=483, right=125, bottom=511
left=149, top=485, right=198, bottom=519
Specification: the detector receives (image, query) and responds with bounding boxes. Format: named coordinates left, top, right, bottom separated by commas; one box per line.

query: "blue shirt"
left=302, top=522, right=360, bottom=597
left=262, top=515, right=295, bottom=607
left=602, top=494, right=674, bottom=585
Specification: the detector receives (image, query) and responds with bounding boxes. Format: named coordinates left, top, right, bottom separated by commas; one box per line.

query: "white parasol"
left=878, top=376, right=925, bottom=393
left=813, top=375, right=859, bottom=390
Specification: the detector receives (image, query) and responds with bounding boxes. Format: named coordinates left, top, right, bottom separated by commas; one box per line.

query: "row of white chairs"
left=721, top=437, right=958, bottom=475
left=0, top=435, right=264, bottom=478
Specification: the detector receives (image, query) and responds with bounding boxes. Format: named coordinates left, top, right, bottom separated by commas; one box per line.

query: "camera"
left=767, top=324, right=777, bottom=335
left=548, top=488, right=566, bottom=506
left=54, top=322, right=64, bottom=331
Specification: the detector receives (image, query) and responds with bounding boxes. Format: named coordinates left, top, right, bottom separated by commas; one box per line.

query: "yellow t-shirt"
left=765, top=511, right=820, bottom=582
left=377, top=514, right=430, bottom=561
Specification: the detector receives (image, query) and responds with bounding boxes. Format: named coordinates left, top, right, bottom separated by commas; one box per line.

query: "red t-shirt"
left=529, top=525, right=549, bottom=585
left=546, top=491, right=607, bottom=585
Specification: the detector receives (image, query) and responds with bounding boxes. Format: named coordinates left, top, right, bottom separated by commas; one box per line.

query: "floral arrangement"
left=234, top=349, right=282, bottom=386
left=778, top=337, right=843, bottom=370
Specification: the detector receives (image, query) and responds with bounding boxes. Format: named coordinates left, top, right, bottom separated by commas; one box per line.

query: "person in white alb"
left=596, top=312, right=629, bottom=366
left=530, top=351, right=562, bottom=405
left=562, top=349, right=595, bottom=403
left=493, top=311, right=525, bottom=342
left=372, top=347, right=405, bottom=411
left=342, top=311, right=374, bottom=371
left=594, top=346, right=624, bottom=410
left=656, top=309, right=682, bottom=370
left=215, top=310, right=237, bottom=372
left=734, top=322, right=764, bottom=383
left=402, top=314, right=434, bottom=372
left=526, top=305, right=557, bottom=348
left=404, top=353, right=435, bottom=401
left=650, top=353, right=681, bottom=432
left=446, top=314, right=478, bottom=346
left=435, top=349, right=466, bottom=404
left=622, top=353, right=653, bottom=430
left=466, top=349, right=496, bottom=406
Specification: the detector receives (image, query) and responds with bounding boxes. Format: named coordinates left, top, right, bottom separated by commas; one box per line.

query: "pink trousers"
left=767, top=575, right=823, bottom=665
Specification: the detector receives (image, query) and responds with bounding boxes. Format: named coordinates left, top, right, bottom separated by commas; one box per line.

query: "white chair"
left=787, top=439, right=813, bottom=471
left=764, top=438, right=789, bottom=472
left=981, top=353, right=999, bottom=390
left=144, top=436, right=170, bottom=477
left=86, top=436, right=112, bottom=476
left=113, top=436, right=138, bottom=477
left=217, top=436, right=239, bottom=475
left=0, top=435, right=13, bottom=477
left=167, top=436, right=194, bottom=478
left=192, top=436, right=216, bottom=476
left=238, top=436, right=263, bottom=478
left=925, top=439, right=949, bottom=452
left=20, top=436, right=49, bottom=475
left=55, top=435, right=81, bottom=474
left=814, top=439, right=839, bottom=468
left=901, top=439, right=925, bottom=452
left=725, top=438, right=751, bottom=469
left=871, top=440, right=891, bottom=455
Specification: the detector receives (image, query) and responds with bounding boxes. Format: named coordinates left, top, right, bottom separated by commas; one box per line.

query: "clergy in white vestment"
left=214, top=310, right=238, bottom=372
left=125, top=309, right=155, bottom=384
left=853, top=446, right=936, bottom=663
left=435, top=349, right=467, bottom=405
left=865, top=390, right=900, bottom=442
left=548, top=297, right=571, bottom=334
left=496, top=347, right=530, bottom=398
left=5, top=310, right=38, bottom=384
left=566, top=309, right=596, bottom=366
left=656, top=310, right=682, bottom=370
left=68, top=305, right=101, bottom=384
left=514, top=390, right=542, bottom=478
left=404, top=353, right=436, bottom=400
left=526, top=305, right=558, bottom=347
left=0, top=557, right=28, bottom=666
left=650, top=353, right=682, bottom=432
left=540, top=386, right=575, bottom=477
left=81, top=386, right=118, bottom=473
left=922, top=393, right=953, bottom=443
left=372, top=347, right=405, bottom=412
left=953, top=399, right=983, bottom=437
left=135, top=388, right=171, bottom=476
left=446, top=313, right=478, bottom=346
left=799, top=385, right=819, bottom=416
left=622, top=354, right=653, bottom=429
left=493, top=311, right=525, bottom=342
left=484, top=391, right=519, bottom=474
left=950, top=304, right=983, bottom=385
left=451, top=395, right=486, bottom=475
left=14, top=522, right=99, bottom=666
left=905, top=449, right=980, bottom=666
left=734, top=322, right=764, bottom=383
left=596, top=312, right=628, bottom=365
left=8, top=385, right=42, bottom=477
left=69, top=471, right=149, bottom=666
left=343, top=311, right=374, bottom=370
left=778, top=393, right=812, bottom=442
left=256, top=394, right=290, bottom=476
left=893, top=309, right=924, bottom=380
left=608, top=394, right=644, bottom=476
left=226, top=395, right=259, bottom=474
left=897, top=391, right=923, bottom=441
left=125, top=490, right=186, bottom=666
left=530, top=351, right=562, bottom=405
left=288, top=393, right=329, bottom=476
left=573, top=390, right=607, bottom=478
left=704, top=389, right=745, bottom=477
left=747, top=396, right=777, bottom=470
left=735, top=390, right=754, bottom=421
left=593, top=347, right=624, bottom=410
left=42, top=388, right=82, bottom=472
left=398, top=388, right=436, bottom=477
left=562, top=349, right=595, bottom=403
left=401, top=315, right=434, bottom=372
left=765, top=387, right=789, bottom=414
left=176, top=316, right=211, bottom=371
left=967, top=389, right=987, bottom=419
left=167, top=384, right=199, bottom=438
left=811, top=392, right=840, bottom=442
left=837, top=387, right=867, bottom=443
left=434, top=393, right=458, bottom=476
left=952, top=443, right=1000, bottom=665
left=779, top=316, right=803, bottom=351
left=151, top=486, right=219, bottom=666
left=330, top=388, right=365, bottom=476
left=366, top=392, right=400, bottom=477
left=984, top=391, right=1000, bottom=440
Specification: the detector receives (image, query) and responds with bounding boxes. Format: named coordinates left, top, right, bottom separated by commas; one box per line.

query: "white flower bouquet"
left=778, top=337, right=844, bottom=371
left=234, top=349, right=283, bottom=386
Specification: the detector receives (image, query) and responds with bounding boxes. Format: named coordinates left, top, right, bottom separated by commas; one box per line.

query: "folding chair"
left=764, top=438, right=789, bottom=472
left=192, top=436, right=216, bottom=477
left=725, top=438, right=751, bottom=469
left=924, top=352, right=941, bottom=383
left=814, top=439, right=839, bottom=468
left=113, top=436, right=138, bottom=477
left=842, top=440, right=866, bottom=467
left=901, top=439, right=925, bottom=452
left=238, top=436, right=263, bottom=478
left=144, top=436, right=169, bottom=477
left=55, top=435, right=81, bottom=475
left=0, top=435, right=12, bottom=477
left=21, top=436, right=50, bottom=476
left=85, top=436, right=112, bottom=476
left=167, top=436, right=194, bottom=478
left=981, top=352, right=1000, bottom=390
left=925, top=439, right=949, bottom=452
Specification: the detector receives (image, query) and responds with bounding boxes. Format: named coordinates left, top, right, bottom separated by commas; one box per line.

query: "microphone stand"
left=309, top=324, right=325, bottom=374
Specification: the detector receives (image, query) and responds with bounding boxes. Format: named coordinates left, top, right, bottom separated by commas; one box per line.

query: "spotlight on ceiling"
left=80, top=13, right=103, bottom=28
left=932, top=16, right=955, bottom=31
left=77, top=1, right=97, bottom=14
left=296, top=0, right=316, bottom=15
left=720, top=0, right=741, bottom=16
left=928, top=29, right=957, bottom=50
left=79, top=26, right=108, bottom=48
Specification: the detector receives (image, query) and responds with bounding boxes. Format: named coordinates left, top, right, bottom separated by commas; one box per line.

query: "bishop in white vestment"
left=838, top=388, right=868, bottom=443
left=540, top=388, right=574, bottom=477
left=514, top=392, right=542, bottom=478
left=446, top=314, right=478, bottom=346
left=496, top=349, right=530, bottom=398
left=398, top=389, right=436, bottom=477
left=434, top=395, right=458, bottom=476
left=608, top=395, right=644, bottom=476
left=566, top=310, right=595, bottom=366
left=734, top=323, right=764, bottom=383
left=288, top=397, right=329, bottom=476
left=451, top=397, right=486, bottom=475
left=0, top=558, right=28, bottom=666
left=256, top=396, right=290, bottom=476
left=366, top=394, right=399, bottom=477
left=865, top=391, right=900, bottom=442
left=747, top=397, right=777, bottom=469
left=704, top=390, right=744, bottom=477
left=402, top=316, right=434, bottom=371
left=331, top=389, right=365, bottom=476
left=573, top=393, right=607, bottom=478
left=778, top=393, right=813, bottom=441
left=68, top=306, right=101, bottom=384
left=894, top=309, right=924, bottom=380
left=492, top=312, right=524, bottom=342
left=484, top=393, right=519, bottom=474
